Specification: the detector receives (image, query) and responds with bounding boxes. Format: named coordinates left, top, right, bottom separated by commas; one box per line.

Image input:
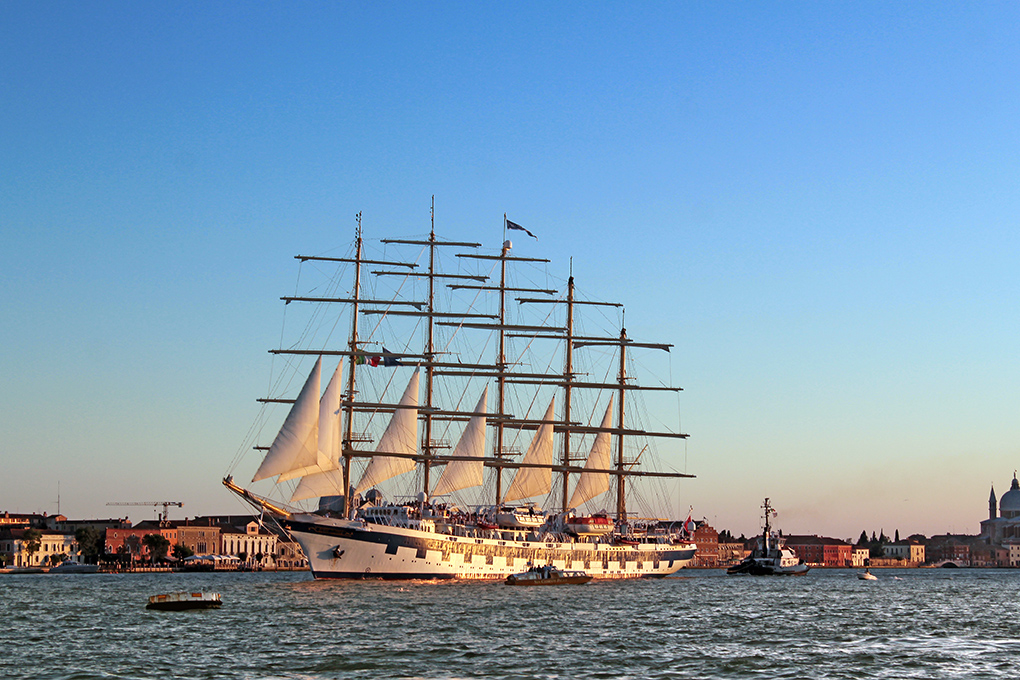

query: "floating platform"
left=146, top=591, right=222, bottom=611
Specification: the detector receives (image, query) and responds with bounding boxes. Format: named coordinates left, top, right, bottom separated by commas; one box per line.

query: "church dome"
left=1000, top=474, right=1020, bottom=518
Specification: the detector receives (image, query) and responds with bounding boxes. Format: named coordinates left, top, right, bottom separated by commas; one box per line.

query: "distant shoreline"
left=0, top=566, right=309, bottom=575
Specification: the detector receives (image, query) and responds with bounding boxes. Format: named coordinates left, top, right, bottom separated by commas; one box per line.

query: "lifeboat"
left=566, top=514, right=614, bottom=536
left=496, top=504, right=545, bottom=529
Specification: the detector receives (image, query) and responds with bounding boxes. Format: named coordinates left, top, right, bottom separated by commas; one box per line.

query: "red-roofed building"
left=691, top=521, right=719, bottom=568
left=784, top=535, right=852, bottom=567
left=105, top=522, right=178, bottom=563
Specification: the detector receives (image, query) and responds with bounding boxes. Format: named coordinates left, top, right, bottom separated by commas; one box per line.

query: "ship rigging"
left=224, top=207, right=697, bottom=579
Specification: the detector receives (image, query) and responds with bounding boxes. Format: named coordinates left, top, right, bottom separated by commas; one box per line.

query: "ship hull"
left=284, top=515, right=695, bottom=580
left=727, top=557, right=810, bottom=576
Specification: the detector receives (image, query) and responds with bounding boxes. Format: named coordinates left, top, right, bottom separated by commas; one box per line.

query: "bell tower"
left=989, top=485, right=997, bottom=520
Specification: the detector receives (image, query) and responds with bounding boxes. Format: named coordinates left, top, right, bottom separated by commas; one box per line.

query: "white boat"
left=223, top=212, right=697, bottom=580
left=48, top=561, right=99, bottom=574
left=727, top=498, right=810, bottom=576
left=146, top=592, right=222, bottom=611
left=496, top=504, right=545, bottom=529
left=858, top=570, right=878, bottom=581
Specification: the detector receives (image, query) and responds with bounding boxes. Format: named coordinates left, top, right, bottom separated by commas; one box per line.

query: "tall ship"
left=224, top=209, right=697, bottom=579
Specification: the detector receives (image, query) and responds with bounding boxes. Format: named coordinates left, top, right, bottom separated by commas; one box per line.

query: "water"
left=4, top=568, right=1020, bottom=679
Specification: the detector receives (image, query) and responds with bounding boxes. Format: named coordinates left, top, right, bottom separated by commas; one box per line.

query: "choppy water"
left=4, top=568, right=1020, bottom=679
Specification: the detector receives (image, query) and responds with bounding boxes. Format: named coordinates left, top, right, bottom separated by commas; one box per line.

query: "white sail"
left=252, top=357, right=322, bottom=483
left=290, top=361, right=345, bottom=501
left=568, top=397, right=614, bottom=509
left=431, top=388, right=487, bottom=497
left=354, top=369, right=420, bottom=497
left=319, top=359, right=343, bottom=464
left=290, top=465, right=346, bottom=502
left=502, top=397, right=556, bottom=504
left=279, top=360, right=343, bottom=482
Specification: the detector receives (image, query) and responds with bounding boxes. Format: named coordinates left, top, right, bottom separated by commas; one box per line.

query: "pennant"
left=382, top=347, right=403, bottom=367
left=506, top=219, right=537, bottom=239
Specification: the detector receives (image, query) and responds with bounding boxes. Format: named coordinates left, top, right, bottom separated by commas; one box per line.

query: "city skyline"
left=3, top=3, right=1019, bottom=539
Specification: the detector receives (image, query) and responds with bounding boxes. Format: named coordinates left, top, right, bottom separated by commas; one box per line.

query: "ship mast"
left=450, top=219, right=556, bottom=505
left=423, top=199, right=437, bottom=495
left=495, top=236, right=509, bottom=503
left=616, top=327, right=628, bottom=521
left=342, top=214, right=364, bottom=517
left=561, top=273, right=575, bottom=512
left=376, top=202, right=484, bottom=500
left=259, top=215, right=696, bottom=518
left=266, top=214, right=421, bottom=514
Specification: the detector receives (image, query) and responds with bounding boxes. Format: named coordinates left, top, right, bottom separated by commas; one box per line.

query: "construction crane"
left=107, top=501, right=184, bottom=524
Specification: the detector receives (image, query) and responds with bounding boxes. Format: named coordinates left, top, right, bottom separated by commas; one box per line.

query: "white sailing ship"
left=224, top=210, right=697, bottom=579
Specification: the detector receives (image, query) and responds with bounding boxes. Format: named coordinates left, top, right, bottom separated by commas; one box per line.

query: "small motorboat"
left=858, top=570, right=878, bottom=581
left=49, top=561, right=99, bottom=574
left=505, top=565, right=592, bottom=586
left=146, top=591, right=222, bottom=611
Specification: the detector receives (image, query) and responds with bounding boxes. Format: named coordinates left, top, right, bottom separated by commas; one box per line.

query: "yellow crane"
left=107, top=501, right=183, bottom=523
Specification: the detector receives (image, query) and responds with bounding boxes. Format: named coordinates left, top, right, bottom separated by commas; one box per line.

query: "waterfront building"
left=105, top=522, right=178, bottom=563
left=970, top=543, right=1008, bottom=567
left=47, top=516, right=130, bottom=533
left=196, top=515, right=307, bottom=570
left=0, top=512, right=60, bottom=529
left=691, top=521, right=719, bottom=568
left=784, top=535, right=852, bottom=567
left=176, top=519, right=222, bottom=556
left=207, top=516, right=279, bottom=568
left=1007, top=542, right=1020, bottom=567
left=0, top=527, right=78, bottom=567
left=851, top=545, right=870, bottom=568
left=926, top=535, right=971, bottom=565
left=717, top=541, right=746, bottom=567
left=276, top=539, right=307, bottom=569
left=883, top=540, right=925, bottom=565
left=980, top=473, right=1020, bottom=544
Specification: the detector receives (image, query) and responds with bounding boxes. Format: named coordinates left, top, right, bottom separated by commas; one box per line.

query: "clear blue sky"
left=2, top=2, right=1018, bottom=539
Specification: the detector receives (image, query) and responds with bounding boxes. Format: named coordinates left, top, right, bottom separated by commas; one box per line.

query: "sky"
left=2, top=2, right=1018, bottom=540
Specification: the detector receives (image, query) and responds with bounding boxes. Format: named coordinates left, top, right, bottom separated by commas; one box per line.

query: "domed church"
left=980, top=473, right=1020, bottom=543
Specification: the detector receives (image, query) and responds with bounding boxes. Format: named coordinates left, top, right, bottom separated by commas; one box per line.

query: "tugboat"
left=727, top=498, right=810, bottom=576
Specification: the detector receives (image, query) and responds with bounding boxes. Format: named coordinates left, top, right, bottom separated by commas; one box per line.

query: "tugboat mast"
left=761, top=497, right=775, bottom=553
